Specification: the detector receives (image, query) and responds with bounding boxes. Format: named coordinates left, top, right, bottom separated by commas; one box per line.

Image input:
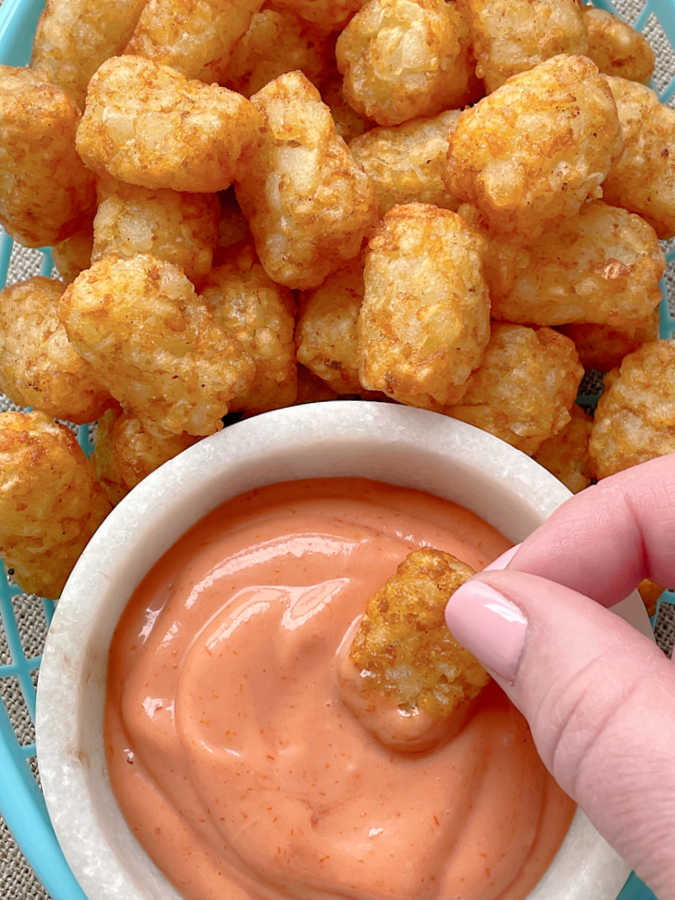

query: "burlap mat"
left=0, top=0, right=673, bottom=896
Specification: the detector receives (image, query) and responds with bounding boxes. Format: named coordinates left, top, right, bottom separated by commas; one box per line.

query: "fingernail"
left=485, top=543, right=521, bottom=572
left=445, top=581, right=528, bottom=682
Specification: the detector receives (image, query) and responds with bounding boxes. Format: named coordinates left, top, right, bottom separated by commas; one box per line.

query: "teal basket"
left=0, top=1, right=673, bottom=897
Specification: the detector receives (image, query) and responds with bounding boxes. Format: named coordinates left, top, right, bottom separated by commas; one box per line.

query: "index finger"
left=510, top=453, right=675, bottom=607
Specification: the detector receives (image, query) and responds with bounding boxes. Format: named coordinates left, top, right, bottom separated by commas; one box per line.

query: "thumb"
left=446, top=570, right=675, bottom=899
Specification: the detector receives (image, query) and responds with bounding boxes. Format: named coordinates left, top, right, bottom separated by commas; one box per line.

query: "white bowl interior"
left=36, top=402, right=646, bottom=900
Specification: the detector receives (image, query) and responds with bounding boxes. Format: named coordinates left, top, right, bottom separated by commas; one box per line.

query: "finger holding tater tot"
left=92, top=177, right=220, bottom=287
left=0, top=277, right=112, bottom=424
left=358, top=203, right=490, bottom=409
left=336, top=0, right=476, bottom=126
left=445, top=55, right=623, bottom=239
left=76, top=56, right=264, bottom=194
left=447, top=323, right=583, bottom=456
left=125, top=0, right=264, bottom=83
left=59, top=254, right=255, bottom=436
left=0, top=411, right=111, bottom=599
left=31, top=0, right=146, bottom=108
left=0, top=66, right=95, bottom=248
left=235, top=71, right=376, bottom=290
left=338, top=547, right=489, bottom=752
left=582, top=6, right=654, bottom=84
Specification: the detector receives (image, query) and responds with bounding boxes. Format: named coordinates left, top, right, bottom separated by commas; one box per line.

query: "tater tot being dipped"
left=336, top=0, right=476, bottom=126
left=358, top=203, right=490, bottom=409
left=338, top=548, right=489, bottom=752
left=0, top=411, right=111, bottom=599
left=447, top=323, right=583, bottom=456
left=59, top=254, right=255, bottom=436
left=0, top=66, right=95, bottom=248
left=0, top=277, right=112, bottom=423
left=76, top=56, right=263, bottom=194
left=445, top=55, right=623, bottom=239
left=235, top=71, right=376, bottom=290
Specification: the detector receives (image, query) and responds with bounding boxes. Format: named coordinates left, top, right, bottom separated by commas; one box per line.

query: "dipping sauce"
left=105, top=478, right=575, bottom=900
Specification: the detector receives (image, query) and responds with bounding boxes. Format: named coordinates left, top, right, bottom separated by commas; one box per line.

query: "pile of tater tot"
left=0, top=0, right=673, bottom=606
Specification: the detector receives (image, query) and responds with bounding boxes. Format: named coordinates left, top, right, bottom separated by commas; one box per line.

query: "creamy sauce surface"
left=105, top=477, right=575, bottom=900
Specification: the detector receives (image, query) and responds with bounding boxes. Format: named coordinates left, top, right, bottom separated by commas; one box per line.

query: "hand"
left=445, top=454, right=675, bottom=899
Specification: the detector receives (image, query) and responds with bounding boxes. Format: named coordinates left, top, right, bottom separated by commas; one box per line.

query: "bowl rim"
left=36, top=401, right=641, bottom=900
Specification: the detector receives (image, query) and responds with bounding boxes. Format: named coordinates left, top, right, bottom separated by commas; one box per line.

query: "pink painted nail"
left=445, top=581, right=527, bottom=682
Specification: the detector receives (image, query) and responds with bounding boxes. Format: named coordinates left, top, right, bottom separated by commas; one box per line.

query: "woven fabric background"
left=0, top=0, right=673, bottom=897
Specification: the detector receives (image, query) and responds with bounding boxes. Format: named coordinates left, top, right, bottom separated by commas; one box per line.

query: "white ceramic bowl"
left=36, top=402, right=648, bottom=900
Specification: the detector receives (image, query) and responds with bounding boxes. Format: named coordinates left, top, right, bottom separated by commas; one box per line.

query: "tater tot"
left=445, top=55, right=622, bottom=238
left=358, top=204, right=490, bottom=408
left=0, top=277, right=111, bottom=423
left=59, top=254, right=255, bottom=436
left=320, top=75, right=370, bottom=142
left=560, top=308, right=660, bottom=372
left=213, top=190, right=251, bottom=266
left=235, top=71, right=376, bottom=289
left=93, top=407, right=197, bottom=505
left=603, top=77, right=675, bottom=240
left=51, top=223, right=94, bottom=284
left=583, top=6, right=654, bottom=84
left=125, top=0, right=263, bottom=83
left=447, top=324, right=583, bottom=455
left=92, top=177, right=220, bottom=286
left=589, top=341, right=675, bottom=479
left=31, top=0, right=146, bottom=108
left=336, top=0, right=475, bottom=126
left=0, top=411, right=111, bottom=599
left=481, top=201, right=664, bottom=327
left=534, top=404, right=593, bottom=494
left=0, top=66, right=95, bottom=248
left=266, top=0, right=367, bottom=32
left=296, top=365, right=340, bottom=403
left=201, top=243, right=297, bottom=413
left=460, top=0, right=588, bottom=92
left=350, top=110, right=461, bottom=217
left=76, top=56, right=263, bottom=194
left=338, top=548, right=488, bottom=752
left=223, top=8, right=331, bottom=97
left=296, top=261, right=363, bottom=394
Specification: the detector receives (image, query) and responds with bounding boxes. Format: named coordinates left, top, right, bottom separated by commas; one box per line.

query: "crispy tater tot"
left=93, top=407, right=197, bottom=505
left=0, top=66, right=95, bottom=248
left=603, top=77, right=675, bottom=240
left=266, top=0, right=367, bottom=32
left=338, top=548, right=488, bottom=752
left=582, top=6, right=654, bottom=84
left=201, top=243, right=297, bottom=413
left=460, top=0, right=588, bottom=92
left=235, top=71, right=376, bottom=289
left=350, top=110, right=461, bottom=217
left=31, top=0, right=146, bottom=108
left=223, top=7, right=331, bottom=97
left=478, top=201, right=665, bottom=328
left=589, top=341, right=675, bottom=478
left=320, top=75, right=370, bottom=142
left=76, top=56, right=263, bottom=194
left=125, top=0, right=263, bottom=83
left=51, top=223, right=94, bottom=284
left=638, top=580, right=666, bottom=618
left=60, top=254, right=255, bottom=436
left=0, top=411, right=111, bottom=599
left=0, top=277, right=112, bottom=423
left=534, top=404, right=593, bottom=494
left=560, top=308, right=660, bottom=372
left=447, top=324, right=583, bottom=455
left=92, top=177, right=220, bottom=286
left=336, top=0, right=475, bottom=126
left=296, top=261, right=363, bottom=394
left=296, top=365, right=340, bottom=403
left=445, top=55, right=622, bottom=239
left=358, top=203, right=490, bottom=408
